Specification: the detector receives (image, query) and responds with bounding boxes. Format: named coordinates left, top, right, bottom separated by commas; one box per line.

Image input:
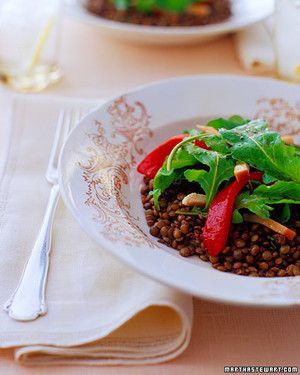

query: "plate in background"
left=65, top=0, right=274, bottom=45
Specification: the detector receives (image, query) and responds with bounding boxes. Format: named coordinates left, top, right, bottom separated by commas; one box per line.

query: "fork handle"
left=4, top=184, right=60, bottom=321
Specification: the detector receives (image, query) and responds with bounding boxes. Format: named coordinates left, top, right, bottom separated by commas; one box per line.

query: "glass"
left=0, top=0, right=62, bottom=92
left=274, top=0, right=300, bottom=82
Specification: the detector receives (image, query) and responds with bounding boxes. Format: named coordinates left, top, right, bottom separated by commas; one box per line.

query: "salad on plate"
left=138, top=116, right=300, bottom=278
left=86, top=0, right=232, bottom=27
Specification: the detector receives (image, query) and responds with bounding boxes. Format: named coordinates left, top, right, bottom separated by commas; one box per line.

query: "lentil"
left=262, top=251, right=272, bottom=261
left=250, top=245, right=260, bottom=256
left=173, top=228, right=182, bottom=239
left=141, top=177, right=300, bottom=277
left=180, top=223, right=190, bottom=234
left=160, top=226, right=169, bottom=237
left=235, top=239, right=246, bottom=248
left=280, top=245, right=290, bottom=255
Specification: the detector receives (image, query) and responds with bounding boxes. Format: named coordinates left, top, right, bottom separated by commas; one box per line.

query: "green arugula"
left=148, top=116, right=300, bottom=226
left=235, top=191, right=273, bottom=218
left=156, top=0, right=193, bottom=12
left=150, top=131, right=228, bottom=209
left=220, top=119, right=268, bottom=143
left=151, top=167, right=183, bottom=208
left=175, top=206, right=206, bottom=216
left=199, top=134, right=229, bottom=154
left=234, top=180, right=300, bottom=221
left=220, top=121, right=300, bottom=183
left=207, top=115, right=250, bottom=130
left=136, top=0, right=156, bottom=12
left=169, top=146, right=198, bottom=169
left=263, top=174, right=278, bottom=184
left=182, top=128, right=200, bottom=136
left=114, top=0, right=129, bottom=10
left=254, top=180, right=300, bottom=200
left=184, top=146, right=234, bottom=208
left=280, top=204, right=291, bottom=223
left=151, top=147, right=199, bottom=208
left=113, top=0, right=204, bottom=13
left=180, top=131, right=229, bottom=154
left=232, top=209, right=243, bottom=224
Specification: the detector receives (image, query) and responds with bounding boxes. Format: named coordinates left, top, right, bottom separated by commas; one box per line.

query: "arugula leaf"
left=200, top=134, right=229, bottom=154
left=151, top=147, right=199, bottom=208
left=151, top=167, right=183, bottom=208
left=136, top=0, right=156, bottom=12
left=229, top=115, right=250, bottom=125
left=235, top=191, right=273, bottom=218
left=268, top=199, right=300, bottom=204
left=254, top=180, right=300, bottom=200
left=153, top=167, right=181, bottom=193
left=114, top=0, right=129, bottom=10
left=113, top=0, right=204, bottom=12
left=234, top=181, right=300, bottom=222
left=220, top=119, right=268, bottom=143
left=280, top=204, right=291, bottom=223
left=220, top=123, right=300, bottom=183
left=170, top=147, right=198, bottom=169
left=178, top=132, right=229, bottom=154
left=156, top=0, right=195, bottom=12
left=175, top=207, right=206, bottom=216
left=149, top=189, right=160, bottom=209
left=206, top=115, right=250, bottom=130
left=150, top=135, right=228, bottom=209
left=184, top=168, right=206, bottom=187
left=263, top=174, right=278, bottom=184
left=184, top=147, right=234, bottom=208
left=232, top=209, right=243, bottom=224
left=183, top=128, right=203, bottom=137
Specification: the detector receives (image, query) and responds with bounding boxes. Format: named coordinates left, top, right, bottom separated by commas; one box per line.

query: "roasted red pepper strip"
left=202, top=171, right=263, bottom=256
left=137, top=134, right=209, bottom=178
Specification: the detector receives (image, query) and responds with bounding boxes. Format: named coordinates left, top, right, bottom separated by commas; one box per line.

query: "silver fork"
left=4, top=109, right=81, bottom=321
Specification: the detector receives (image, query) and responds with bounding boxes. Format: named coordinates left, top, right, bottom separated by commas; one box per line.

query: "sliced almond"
left=281, top=135, right=294, bottom=145
left=281, top=134, right=300, bottom=147
left=182, top=193, right=206, bottom=207
left=187, top=3, right=211, bottom=17
left=243, top=214, right=296, bottom=241
left=234, top=162, right=250, bottom=182
left=196, top=125, right=220, bottom=135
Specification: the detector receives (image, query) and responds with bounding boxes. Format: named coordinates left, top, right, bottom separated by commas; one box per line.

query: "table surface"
left=1, top=17, right=298, bottom=375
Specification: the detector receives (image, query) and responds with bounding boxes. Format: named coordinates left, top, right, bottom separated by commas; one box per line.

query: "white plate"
left=59, top=75, right=300, bottom=307
left=65, top=0, right=274, bottom=45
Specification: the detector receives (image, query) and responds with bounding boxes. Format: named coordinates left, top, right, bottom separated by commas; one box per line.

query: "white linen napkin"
left=0, top=93, right=193, bottom=366
left=234, top=19, right=275, bottom=73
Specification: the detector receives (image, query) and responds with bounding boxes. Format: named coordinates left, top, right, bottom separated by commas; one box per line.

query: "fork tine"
left=73, top=110, right=81, bottom=131
left=61, top=110, right=72, bottom=146
left=79, top=109, right=86, bottom=121
left=73, top=108, right=83, bottom=132
left=46, top=109, right=83, bottom=184
left=64, top=109, right=81, bottom=137
left=45, top=110, right=66, bottom=183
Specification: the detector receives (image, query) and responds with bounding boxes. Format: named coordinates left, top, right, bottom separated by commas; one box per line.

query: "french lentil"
left=141, top=177, right=300, bottom=277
